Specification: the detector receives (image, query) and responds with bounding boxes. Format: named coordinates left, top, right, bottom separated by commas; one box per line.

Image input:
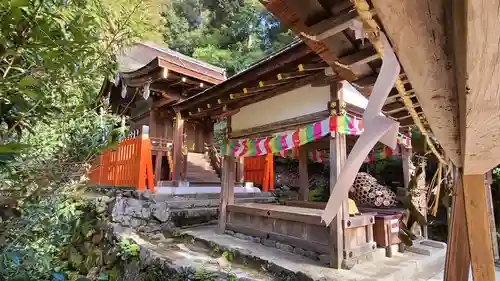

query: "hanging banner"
left=276, top=146, right=400, bottom=164
left=227, top=114, right=411, bottom=158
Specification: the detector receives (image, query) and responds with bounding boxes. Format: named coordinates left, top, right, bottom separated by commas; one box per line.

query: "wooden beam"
left=384, top=90, right=416, bottom=105
left=287, top=0, right=327, bottom=26
left=304, top=10, right=359, bottom=41
left=298, top=63, right=329, bottom=72
left=452, top=0, right=500, bottom=174
left=352, top=75, right=377, bottom=88
left=263, top=0, right=357, bottom=81
left=298, top=145, right=309, bottom=201
left=172, top=112, right=184, bottom=181
left=485, top=171, right=499, bottom=260
left=371, top=0, right=461, bottom=166
left=230, top=111, right=329, bottom=139
left=228, top=72, right=328, bottom=109
left=218, top=117, right=235, bottom=234
left=462, top=174, right=495, bottom=281
left=338, top=48, right=379, bottom=67
left=385, top=103, right=420, bottom=115
left=277, top=71, right=310, bottom=80
left=175, top=42, right=313, bottom=111
left=444, top=168, right=470, bottom=281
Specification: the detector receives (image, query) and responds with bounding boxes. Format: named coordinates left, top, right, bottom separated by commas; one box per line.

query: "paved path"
left=183, top=225, right=448, bottom=281
left=427, top=267, right=500, bottom=280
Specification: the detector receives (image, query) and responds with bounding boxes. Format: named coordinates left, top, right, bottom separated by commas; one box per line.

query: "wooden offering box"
left=373, top=213, right=401, bottom=247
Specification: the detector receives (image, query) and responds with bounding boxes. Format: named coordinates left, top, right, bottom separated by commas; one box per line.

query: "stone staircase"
left=185, top=152, right=220, bottom=182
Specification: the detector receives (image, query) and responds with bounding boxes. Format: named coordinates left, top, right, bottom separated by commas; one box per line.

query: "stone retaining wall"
left=223, top=230, right=330, bottom=265
left=105, top=189, right=275, bottom=233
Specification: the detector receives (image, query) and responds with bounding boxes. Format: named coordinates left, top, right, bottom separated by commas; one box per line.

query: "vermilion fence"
left=88, top=135, right=154, bottom=192
left=243, top=153, right=274, bottom=191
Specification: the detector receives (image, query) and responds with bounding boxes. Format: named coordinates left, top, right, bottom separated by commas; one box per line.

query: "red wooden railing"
left=243, top=153, right=274, bottom=191
left=88, top=135, right=154, bottom=192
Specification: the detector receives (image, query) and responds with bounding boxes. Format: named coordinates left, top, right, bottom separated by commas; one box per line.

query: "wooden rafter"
left=298, top=63, right=329, bottom=72
left=277, top=71, right=310, bottom=80
left=262, top=0, right=358, bottom=81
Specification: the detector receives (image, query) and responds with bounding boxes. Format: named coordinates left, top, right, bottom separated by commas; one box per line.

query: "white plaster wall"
left=232, top=84, right=330, bottom=132
left=231, top=81, right=369, bottom=132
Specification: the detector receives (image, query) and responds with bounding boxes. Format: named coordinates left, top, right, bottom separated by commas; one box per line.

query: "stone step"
left=165, top=196, right=275, bottom=209
left=181, top=225, right=448, bottom=281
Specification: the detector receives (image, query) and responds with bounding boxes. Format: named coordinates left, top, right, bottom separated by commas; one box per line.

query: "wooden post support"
left=463, top=174, right=496, bottom=281
left=298, top=145, right=309, bottom=201
left=485, top=171, right=499, bottom=260
left=401, top=129, right=412, bottom=190
left=172, top=112, right=184, bottom=181
left=218, top=117, right=235, bottom=234
left=444, top=168, right=470, bottom=281
left=154, top=152, right=163, bottom=184
left=329, top=81, right=348, bottom=269
left=237, top=157, right=245, bottom=183
left=218, top=155, right=235, bottom=234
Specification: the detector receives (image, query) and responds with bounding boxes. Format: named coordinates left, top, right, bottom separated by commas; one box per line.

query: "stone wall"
left=106, top=189, right=275, bottom=233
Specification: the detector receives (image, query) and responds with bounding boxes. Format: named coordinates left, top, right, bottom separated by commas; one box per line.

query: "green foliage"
left=116, top=239, right=140, bottom=261
left=0, top=0, right=165, bottom=280
left=0, top=0, right=164, bottom=162
left=213, top=119, right=227, bottom=150
left=0, top=191, right=107, bottom=280
left=221, top=250, right=233, bottom=262
left=163, top=0, right=296, bottom=76
left=193, top=267, right=217, bottom=281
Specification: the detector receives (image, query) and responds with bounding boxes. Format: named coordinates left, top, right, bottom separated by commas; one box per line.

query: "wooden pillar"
left=485, top=171, right=499, bottom=260
left=444, top=168, right=470, bottom=281
left=149, top=110, right=157, bottom=138
left=401, top=130, right=412, bottom=190
left=154, top=152, right=163, bottom=184
left=237, top=157, right=245, bottom=183
left=218, top=117, right=234, bottom=234
left=329, top=81, right=347, bottom=269
left=298, top=145, right=309, bottom=201
left=172, top=112, right=184, bottom=181
left=463, top=173, right=496, bottom=281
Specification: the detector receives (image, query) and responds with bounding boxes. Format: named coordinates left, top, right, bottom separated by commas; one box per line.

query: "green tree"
left=0, top=0, right=164, bottom=279
left=0, top=0, right=164, bottom=165
left=163, top=0, right=296, bottom=76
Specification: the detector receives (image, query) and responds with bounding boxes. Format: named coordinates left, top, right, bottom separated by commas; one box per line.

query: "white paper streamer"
left=120, top=83, right=127, bottom=98
left=142, top=81, right=151, bottom=100
left=114, top=72, right=121, bottom=87
left=321, top=34, right=401, bottom=226
left=350, top=19, right=365, bottom=40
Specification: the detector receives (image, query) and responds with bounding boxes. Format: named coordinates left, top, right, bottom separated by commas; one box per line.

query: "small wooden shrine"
left=174, top=32, right=423, bottom=269
left=99, top=42, right=226, bottom=185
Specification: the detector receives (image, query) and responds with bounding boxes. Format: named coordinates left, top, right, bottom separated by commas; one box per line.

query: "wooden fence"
left=243, top=153, right=274, bottom=191
left=88, top=134, right=154, bottom=192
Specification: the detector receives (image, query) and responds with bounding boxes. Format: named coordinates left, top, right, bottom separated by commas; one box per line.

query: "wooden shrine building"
left=100, top=42, right=226, bottom=184
left=172, top=0, right=500, bottom=279
left=173, top=27, right=425, bottom=269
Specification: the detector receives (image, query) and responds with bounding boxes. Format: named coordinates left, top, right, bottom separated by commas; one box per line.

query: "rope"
left=352, top=0, right=446, bottom=164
